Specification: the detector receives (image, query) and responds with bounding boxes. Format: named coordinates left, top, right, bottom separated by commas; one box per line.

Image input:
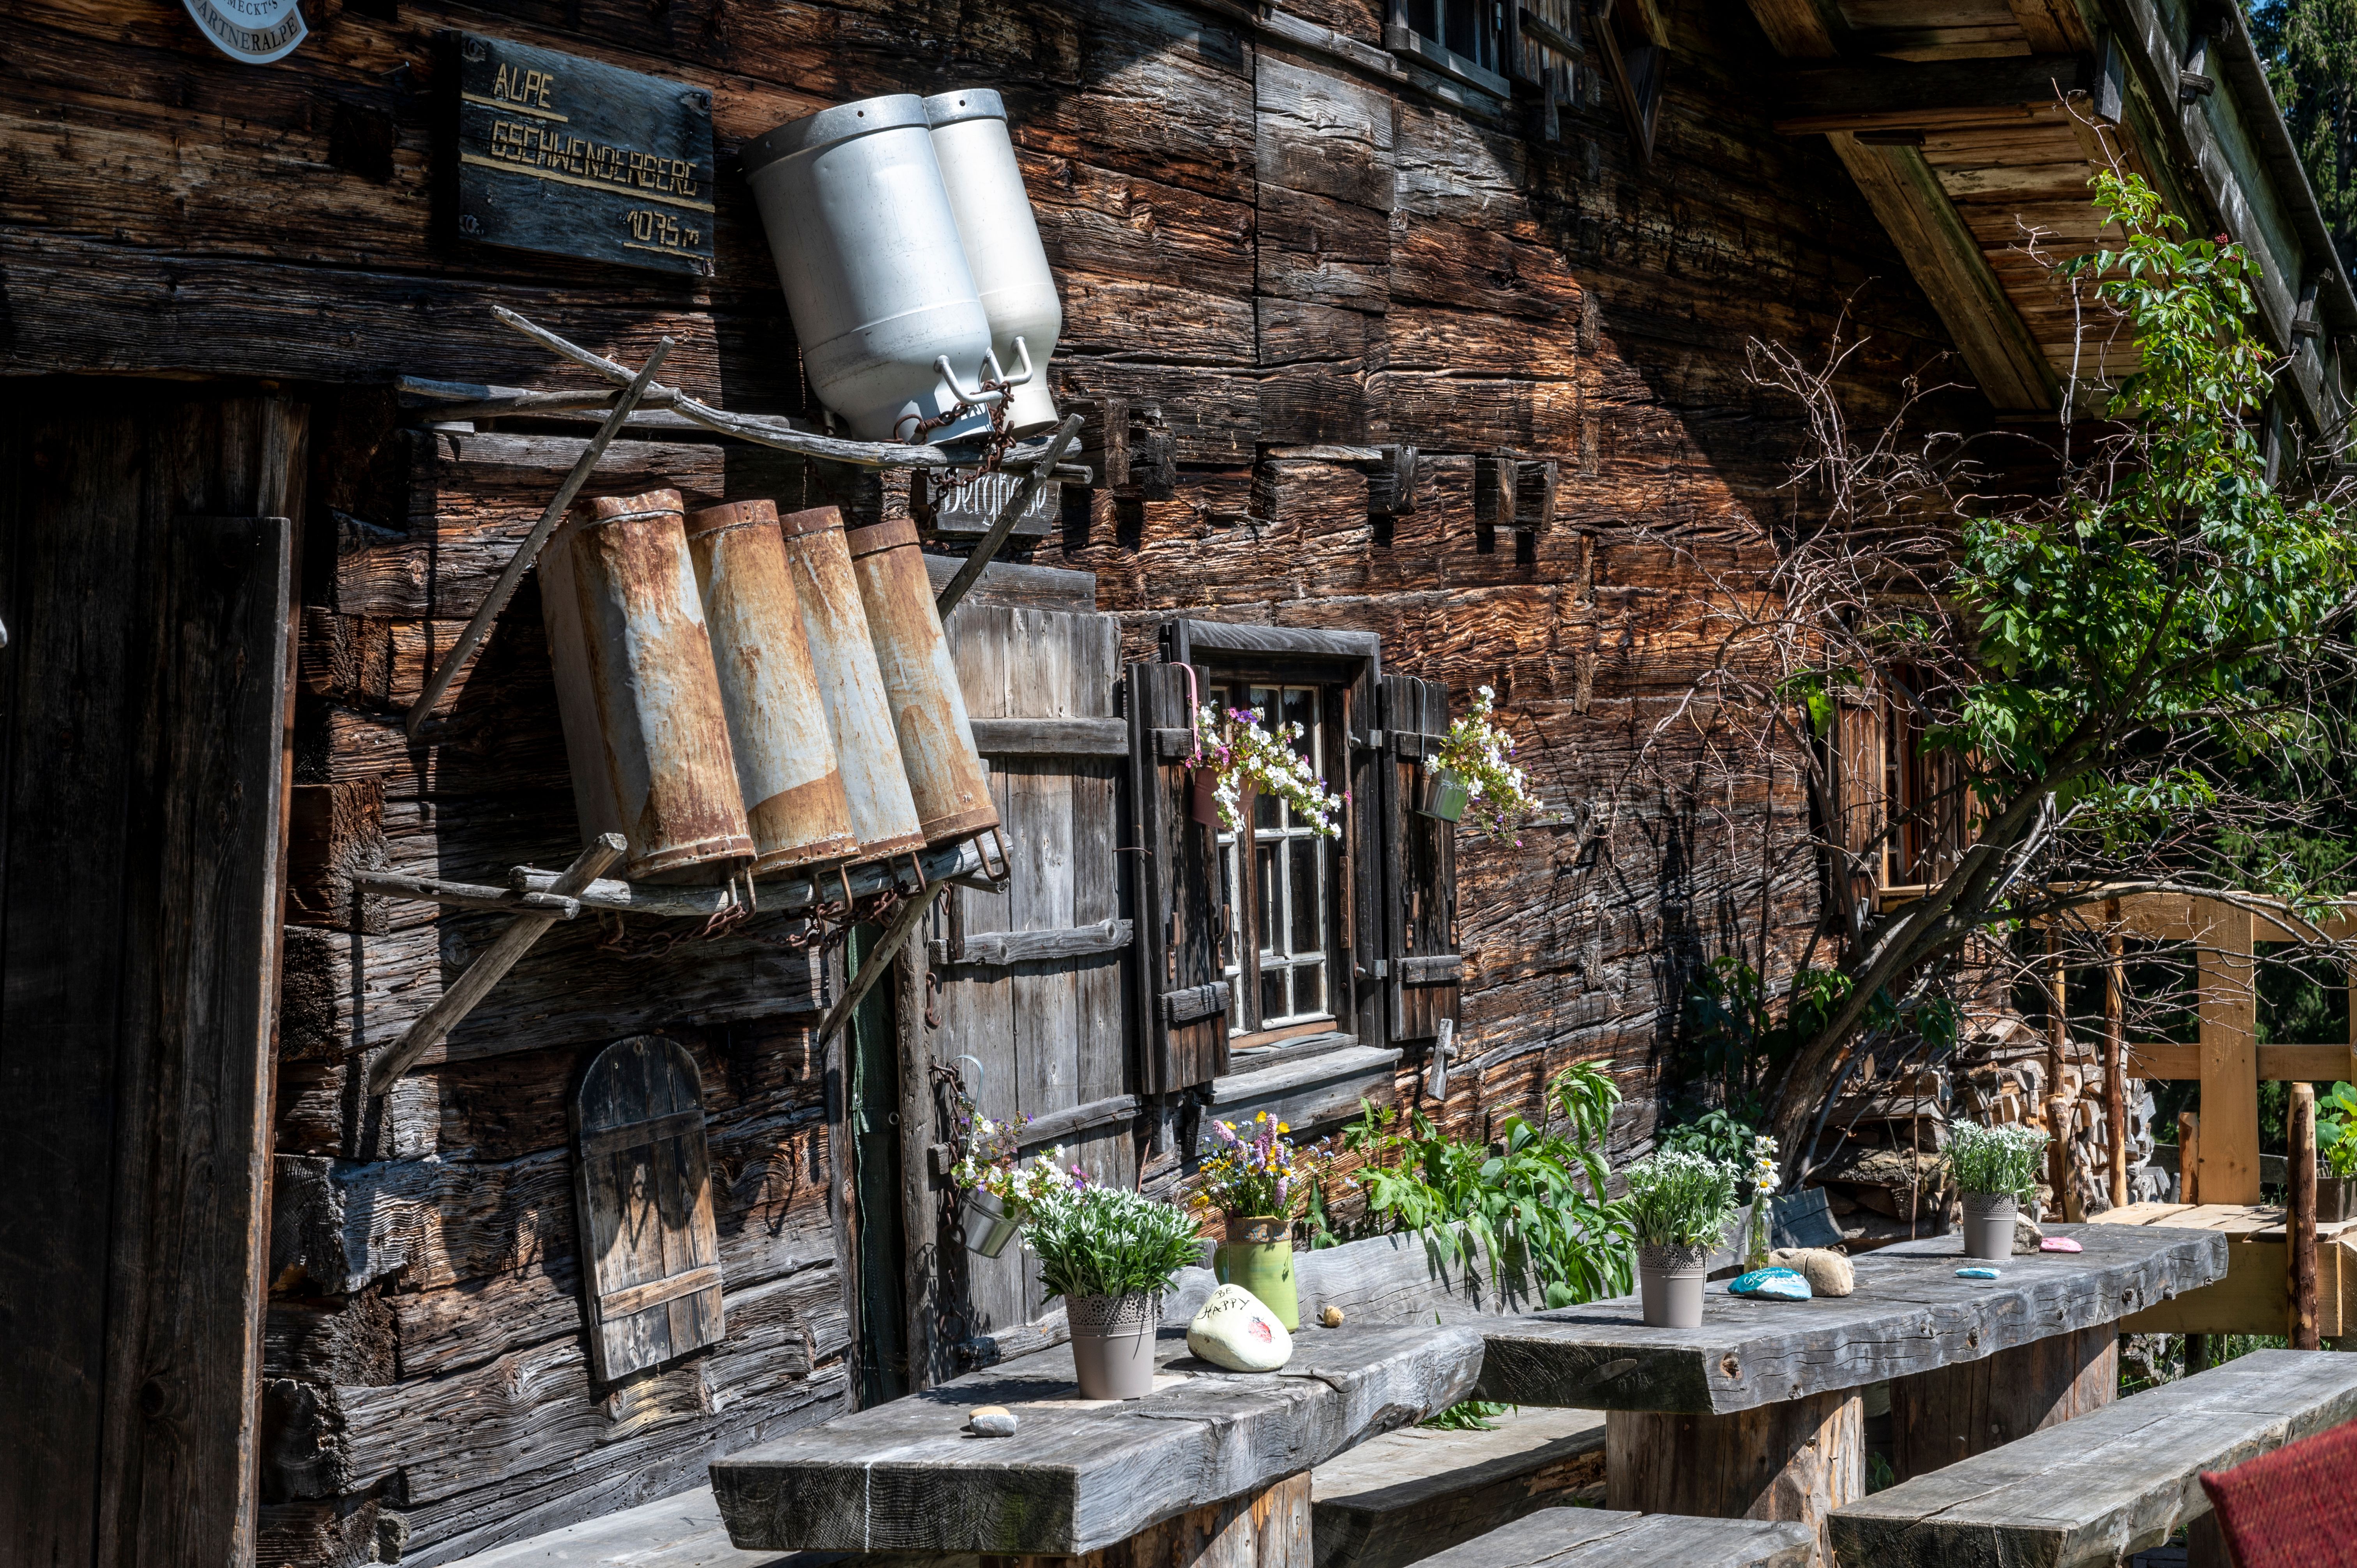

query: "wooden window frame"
left=1384, top=0, right=1516, bottom=98
left=1160, top=621, right=1385, bottom=1052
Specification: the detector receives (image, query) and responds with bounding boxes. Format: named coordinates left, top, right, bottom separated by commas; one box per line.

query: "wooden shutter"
left=1346, top=663, right=1387, bottom=1046
left=1378, top=675, right=1462, bottom=1042
left=1128, top=661, right=1228, bottom=1092
left=1833, top=691, right=1888, bottom=897
left=572, top=1036, right=724, bottom=1382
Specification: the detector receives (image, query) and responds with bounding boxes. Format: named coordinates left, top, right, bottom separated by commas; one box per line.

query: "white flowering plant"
left=1945, top=1122, right=2048, bottom=1199
left=1191, top=703, right=1343, bottom=838
left=1428, top=686, right=1539, bottom=842
left=1623, top=1148, right=1741, bottom=1249
left=957, top=1143, right=1088, bottom=1219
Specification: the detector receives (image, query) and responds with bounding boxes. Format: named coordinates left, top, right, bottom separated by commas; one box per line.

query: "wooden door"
left=0, top=389, right=300, bottom=1568
left=933, top=600, right=1135, bottom=1332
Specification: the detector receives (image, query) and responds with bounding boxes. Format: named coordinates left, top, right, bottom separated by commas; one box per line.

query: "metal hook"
left=933, top=337, right=1036, bottom=404
left=934, top=352, right=1011, bottom=406
left=952, top=1054, right=985, bottom=1107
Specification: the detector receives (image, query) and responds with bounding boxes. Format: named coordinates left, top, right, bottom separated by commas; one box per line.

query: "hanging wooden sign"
left=450, top=33, right=717, bottom=279
left=912, top=468, right=1062, bottom=537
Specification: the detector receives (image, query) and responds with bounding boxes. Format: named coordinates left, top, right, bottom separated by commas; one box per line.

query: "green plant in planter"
left=2317, top=1082, right=2357, bottom=1180
left=1945, top=1122, right=2049, bottom=1199
left=1023, top=1185, right=1204, bottom=1301
left=1622, top=1149, right=1741, bottom=1248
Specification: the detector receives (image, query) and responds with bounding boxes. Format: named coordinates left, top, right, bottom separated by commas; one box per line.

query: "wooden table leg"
left=1605, top=1391, right=1863, bottom=1561
left=1888, top=1324, right=2117, bottom=1480
left=984, top=1471, right=1314, bottom=1568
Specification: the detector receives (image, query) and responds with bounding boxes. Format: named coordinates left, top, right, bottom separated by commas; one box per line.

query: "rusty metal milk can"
left=844, top=516, right=1000, bottom=846
left=775, top=505, right=928, bottom=861
left=540, top=489, right=755, bottom=881
left=683, top=500, right=860, bottom=874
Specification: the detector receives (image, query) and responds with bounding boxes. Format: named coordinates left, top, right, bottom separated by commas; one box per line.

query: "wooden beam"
left=1825, top=134, right=2058, bottom=412
left=2002, top=0, right=2087, bottom=54
left=2200, top=903, right=2262, bottom=1205
left=1776, top=55, right=2088, bottom=134
left=2119, top=1042, right=2357, bottom=1082
left=1742, top=0, right=1845, bottom=58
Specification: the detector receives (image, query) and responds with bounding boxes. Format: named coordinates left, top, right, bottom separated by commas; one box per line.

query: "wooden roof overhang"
left=1745, top=0, right=2355, bottom=445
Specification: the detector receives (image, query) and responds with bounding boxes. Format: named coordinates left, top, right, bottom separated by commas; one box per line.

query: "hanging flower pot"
left=1212, top=1215, right=1299, bottom=1331
left=963, top=1190, right=1020, bottom=1258
left=1417, top=766, right=1470, bottom=823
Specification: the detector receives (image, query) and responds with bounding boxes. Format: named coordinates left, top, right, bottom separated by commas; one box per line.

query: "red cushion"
left=2200, top=1415, right=2357, bottom=1566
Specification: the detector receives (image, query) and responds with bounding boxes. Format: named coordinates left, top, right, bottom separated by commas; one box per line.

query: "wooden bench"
left=1309, top=1407, right=1606, bottom=1568
left=1829, top=1349, right=2357, bottom=1567
left=1413, top=1507, right=1815, bottom=1568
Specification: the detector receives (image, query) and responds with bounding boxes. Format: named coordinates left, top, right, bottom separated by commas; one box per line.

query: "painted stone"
left=1728, top=1267, right=1812, bottom=1301
left=1187, top=1283, right=1293, bottom=1372
left=2039, top=1234, right=2084, bottom=1254
left=1957, top=1266, right=2002, bottom=1280
left=1769, top=1247, right=1855, bottom=1297
left=968, top=1405, right=1018, bottom=1437
left=1320, top=1305, right=1346, bottom=1328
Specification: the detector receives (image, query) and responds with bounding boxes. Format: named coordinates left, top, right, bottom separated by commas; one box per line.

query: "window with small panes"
left=1206, top=678, right=1342, bottom=1041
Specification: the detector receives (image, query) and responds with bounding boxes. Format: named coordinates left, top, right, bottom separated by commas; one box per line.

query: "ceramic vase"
left=1960, top=1190, right=2017, bottom=1261
left=1213, top=1215, right=1299, bottom=1331
left=1636, top=1242, right=1711, bottom=1329
left=1066, top=1292, right=1161, bottom=1400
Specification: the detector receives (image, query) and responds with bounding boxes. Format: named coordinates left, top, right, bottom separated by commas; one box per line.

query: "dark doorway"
left=0, top=385, right=301, bottom=1566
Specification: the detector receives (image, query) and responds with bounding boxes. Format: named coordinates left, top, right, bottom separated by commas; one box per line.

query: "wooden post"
left=2292, top=1082, right=2320, bottom=1350
left=366, top=834, right=626, bottom=1092
left=2198, top=901, right=2262, bottom=1204
left=2048, top=929, right=2070, bottom=1209
left=897, top=921, right=943, bottom=1391
left=2106, top=902, right=2128, bottom=1210
left=2180, top=1111, right=2201, bottom=1205
left=1887, top=1326, right=2117, bottom=1481
left=1604, top=1393, right=1863, bottom=1563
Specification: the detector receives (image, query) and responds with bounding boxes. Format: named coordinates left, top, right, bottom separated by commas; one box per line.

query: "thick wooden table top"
left=1475, top=1223, right=2226, bottom=1416
left=709, top=1323, right=1484, bottom=1557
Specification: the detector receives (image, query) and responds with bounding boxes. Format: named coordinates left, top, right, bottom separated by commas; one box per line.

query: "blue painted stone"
left=1728, top=1268, right=1812, bottom=1301
left=1956, top=1266, right=2002, bottom=1280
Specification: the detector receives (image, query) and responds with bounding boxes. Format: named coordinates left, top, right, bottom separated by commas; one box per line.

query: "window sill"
left=1223, top=1028, right=1358, bottom=1075
left=1381, top=25, right=1512, bottom=99
left=1206, top=1042, right=1403, bottom=1133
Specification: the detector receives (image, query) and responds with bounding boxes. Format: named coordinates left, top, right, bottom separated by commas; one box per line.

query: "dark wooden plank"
left=1309, top=1407, right=1606, bottom=1568
left=1474, top=1224, right=2229, bottom=1414
left=923, top=553, right=1097, bottom=613
left=709, top=1324, right=1484, bottom=1556
left=933, top=917, right=1134, bottom=968
left=1888, top=1323, right=2117, bottom=1480
left=1830, top=1348, right=2357, bottom=1568
left=968, top=717, right=1132, bottom=757
left=0, top=394, right=300, bottom=1568
left=1417, top=1507, right=1815, bottom=1568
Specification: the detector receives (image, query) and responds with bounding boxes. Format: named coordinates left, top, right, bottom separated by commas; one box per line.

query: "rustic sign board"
left=572, top=1036, right=726, bottom=1382
left=451, top=33, right=716, bottom=279
left=913, top=468, right=1062, bottom=537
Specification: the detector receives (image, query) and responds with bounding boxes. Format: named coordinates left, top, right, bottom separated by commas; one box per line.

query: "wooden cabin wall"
left=6, top=0, right=1981, bottom=1561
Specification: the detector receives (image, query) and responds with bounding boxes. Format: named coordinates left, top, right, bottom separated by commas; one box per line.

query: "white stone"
left=968, top=1404, right=1018, bottom=1437
left=1186, top=1284, right=1293, bottom=1372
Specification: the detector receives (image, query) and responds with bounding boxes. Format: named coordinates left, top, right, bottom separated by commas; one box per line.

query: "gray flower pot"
left=1417, top=767, right=1469, bottom=823
left=1066, top=1292, right=1161, bottom=1400
left=963, top=1190, right=1020, bottom=1259
left=1960, top=1191, right=2017, bottom=1261
left=1637, top=1243, right=1712, bottom=1329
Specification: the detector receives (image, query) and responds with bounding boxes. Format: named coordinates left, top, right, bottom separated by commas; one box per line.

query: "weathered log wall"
left=6, top=0, right=1979, bottom=1561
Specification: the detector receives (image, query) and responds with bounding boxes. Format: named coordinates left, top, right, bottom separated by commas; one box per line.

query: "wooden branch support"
left=933, top=413, right=1086, bottom=621
left=351, top=869, right=582, bottom=920
left=404, top=339, right=673, bottom=740
left=2106, top=902, right=2128, bottom=1209
left=2293, top=1082, right=2321, bottom=1349
left=367, top=834, right=625, bottom=1093
left=816, top=881, right=950, bottom=1045
left=489, top=307, right=1088, bottom=480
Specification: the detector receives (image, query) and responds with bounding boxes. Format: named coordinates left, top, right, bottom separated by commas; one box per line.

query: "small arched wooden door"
left=572, top=1036, right=724, bottom=1382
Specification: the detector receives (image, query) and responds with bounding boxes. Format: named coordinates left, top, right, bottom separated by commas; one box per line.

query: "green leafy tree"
left=1644, top=165, right=2357, bottom=1164
left=2251, top=1, right=2357, bottom=279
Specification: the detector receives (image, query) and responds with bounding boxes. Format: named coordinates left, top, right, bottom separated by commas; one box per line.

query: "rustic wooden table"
left=1473, top=1223, right=2228, bottom=1553
left=708, top=1323, right=1484, bottom=1567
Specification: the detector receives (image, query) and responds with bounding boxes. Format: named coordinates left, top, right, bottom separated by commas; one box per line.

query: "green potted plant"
left=2315, top=1082, right=2357, bottom=1222
left=1023, top=1183, right=1204, bottom=1400
left=1623, top=1149, right=1740, bottom=1328
left=1190, top=703, right=1343, bottom=837
left=1945, top=1122, right=2048, bottom=1260
left=1419, top=685, right=1540, bottom=840
left=1188, top=1111, right=1324, bottom=1330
